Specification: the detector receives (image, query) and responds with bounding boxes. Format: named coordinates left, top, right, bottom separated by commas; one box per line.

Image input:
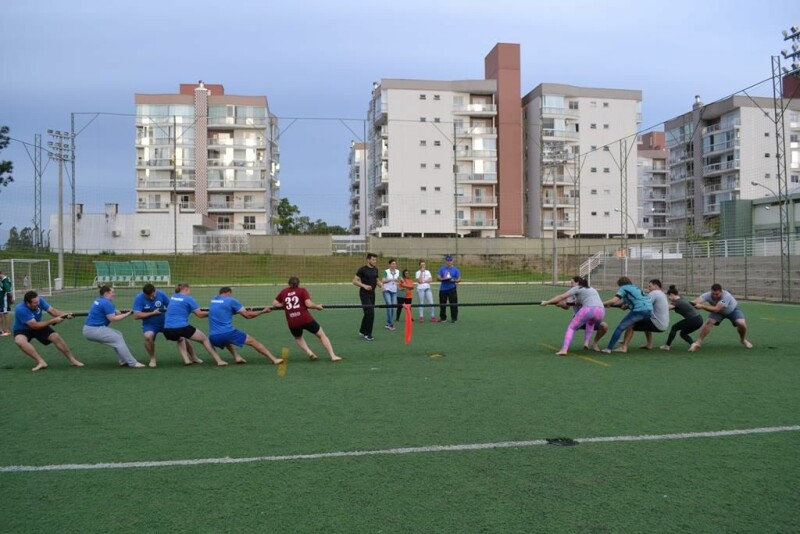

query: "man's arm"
left=353, top=275, right=372, bottom=291
left=238, top=306, right=270, bottom=319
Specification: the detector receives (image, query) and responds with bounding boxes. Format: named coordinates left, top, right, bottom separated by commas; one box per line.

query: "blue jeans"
left=606, top=310, right=651, bottom=349
left=383, top=291, right=397, bottom=325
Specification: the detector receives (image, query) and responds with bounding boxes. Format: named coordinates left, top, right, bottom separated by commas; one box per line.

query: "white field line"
left=2, top=425, right=798, bottom=474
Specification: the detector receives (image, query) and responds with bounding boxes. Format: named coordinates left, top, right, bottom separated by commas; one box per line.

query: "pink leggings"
left=561, top=306, right=605, bottom=351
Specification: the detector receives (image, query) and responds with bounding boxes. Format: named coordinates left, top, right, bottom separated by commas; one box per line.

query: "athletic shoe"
left=688, top=342, right=701, bottom=353
left=364, top=335, right=374, bottom=341
left=430, top=317, right=440, bottom=323
left=659, top=345, right=671, bottom=351
left=418, top=317, right=424, bottom=323
left=450, top=320, right=457, bottom=324
left=385, top=324, right=395, bottom=331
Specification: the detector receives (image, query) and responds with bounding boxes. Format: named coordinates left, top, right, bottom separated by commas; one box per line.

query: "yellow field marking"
left=538, top=343, right=610, bottom=367
left=277, top=347, right=289, bottom=377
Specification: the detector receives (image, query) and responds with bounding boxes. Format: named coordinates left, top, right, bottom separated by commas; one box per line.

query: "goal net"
left=0, top=259, right=53, bottom=297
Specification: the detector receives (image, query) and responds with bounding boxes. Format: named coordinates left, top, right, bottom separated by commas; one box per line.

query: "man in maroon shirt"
left=272, top=276, right=342, bottom=362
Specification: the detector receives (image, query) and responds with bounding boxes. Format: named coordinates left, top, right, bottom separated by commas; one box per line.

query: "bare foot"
left=688, top=342, right=701, bottom=353
left=592, top=344, right=601, bottom=352
left=583, top=344, right=590, bottom=350
left=235, top=356, right=247, bottom=364
left=149, top=360, right=157, bottom=368
left=70, top=359, right=85, bottom=367
left=555, top=351, right=568, bottom=356
left=132, top=362, right=146, bottom=368
left=216, top=360, right=229, bottom=367
left=639, top=344, right=652, bottom=350
left=307, top=353, right=319, bottom=361
left=271, top=358, right=284, bottom=365
left=191, top=356, right=204, bottom=364
left=330, top=355, right=342, bottom=362
left=742, top=340, right=753, bottom=349
left=612, top=347, right=628, bottom=353
left=32, top=362, right=48, bottom=372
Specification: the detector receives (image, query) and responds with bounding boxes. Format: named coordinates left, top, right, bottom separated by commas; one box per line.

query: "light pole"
left=614, top=207, right=638, bottom=275
left=47, top=129, right=74, bottom=289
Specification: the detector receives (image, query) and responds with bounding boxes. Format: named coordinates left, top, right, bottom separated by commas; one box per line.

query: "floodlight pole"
left=47, top=129, right=74, bottom=288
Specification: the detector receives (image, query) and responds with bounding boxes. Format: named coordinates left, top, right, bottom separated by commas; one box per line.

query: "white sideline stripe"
left=2, top=425, right=798, bottom=474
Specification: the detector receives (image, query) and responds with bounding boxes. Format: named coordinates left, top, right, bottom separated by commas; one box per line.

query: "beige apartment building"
left=365, top=43, right=523, bottom=238
left=348, top=142, right=368, bottom=235
left=135, top=82, right=280, bottom=239
left=522, top=84, right=643, bottom=238
left=638, top=132, right=669, bottom=238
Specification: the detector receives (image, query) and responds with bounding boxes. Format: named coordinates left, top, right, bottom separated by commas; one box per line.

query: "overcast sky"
left=1, top=0, right=796, bottom=244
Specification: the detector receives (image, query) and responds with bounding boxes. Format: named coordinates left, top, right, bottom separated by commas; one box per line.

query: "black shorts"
left=633, top=318, right=664, bottom=333
left=14, top=327, right=56, bottom=345
left=163, top=325, right=197, bottom=341
left=289, top=320, right=321, bottom=338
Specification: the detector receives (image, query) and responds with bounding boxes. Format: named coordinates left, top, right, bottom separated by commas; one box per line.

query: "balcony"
left=543, top=218, right=579, bottom=228
left=207, top=116, right=267, bottom=127
left=455, top=218, right=498, bottom=228
left=208, top=201, right=266, bottom=211
left=208, top=137, right=265, bottom=148
left=453, top=103, right=497, bottom=115
left=455, top=126, right=497, bottom=136
left=137, top=201, right=168, bottom=211
left=455, top=149, right=497, bottom=159
left=542, top=128, right=579, bottom=140
left=179, top=201, right=196, bottom=212
left=208, top=179, right=266, bottom=190
left=541, top=106, right=580, bottom=118
left=703, top=138, right=739, bottom=156
left=542, top=196, right=575, bottom=207
left=137, top=179, right=197, bottom=190
left=457, top=195, right=497, bottom=206
left=207, top=159, right=265, bottom=168
left=703, top=159, right=740, bottom=176
left=455, top=173, right=498, bottom=183
left=701, top=118, right=740, bottom=135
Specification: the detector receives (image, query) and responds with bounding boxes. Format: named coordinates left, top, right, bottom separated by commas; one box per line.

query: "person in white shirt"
left=381, top=258, right=399, bottom=331
left=415, top=261, right=436, bottom=322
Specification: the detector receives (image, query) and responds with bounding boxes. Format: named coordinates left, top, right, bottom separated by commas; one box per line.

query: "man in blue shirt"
left=82, top=285, right=144, bottom=368
left=437, top=255, right=461, bottom=323
left=132, top=283, right=199, bottom=367
left=208, top=287, right=283, bottom=365
left=12, top=290, right=83, bottom=371
left=164, top=283, right=227, bottom=366
left=600, top=277, right=653, bottom=354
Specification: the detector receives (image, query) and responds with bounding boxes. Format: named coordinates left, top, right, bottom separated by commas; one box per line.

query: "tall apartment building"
left=365, top=44, right=522, bottom=237
left=347, top=142, right=368, bottom=235
left=665, top=95, right=800, bottom=238
left=135, top=82, right=280, bottom=237
left=522, top=84, right=642, bottom=238
left=637, top=132, right=669, bottom=238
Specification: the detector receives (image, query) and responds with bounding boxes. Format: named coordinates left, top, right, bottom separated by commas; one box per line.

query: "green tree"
left=0, top=125, right=13, bottom=191
left=5, top=226, right=34, bottom=250
left=276, top=198, right=301, bottom=234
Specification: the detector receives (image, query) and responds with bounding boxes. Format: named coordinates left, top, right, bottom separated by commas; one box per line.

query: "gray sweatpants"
left=82, top=325, right=139, bottom=367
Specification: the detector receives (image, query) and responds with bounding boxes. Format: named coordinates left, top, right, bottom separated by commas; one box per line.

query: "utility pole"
left=47, top=129, right=74, bottom=289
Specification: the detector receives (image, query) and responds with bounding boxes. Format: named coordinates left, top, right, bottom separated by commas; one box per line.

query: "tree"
left=276, top=198, right=301, bottom=234
left=5, top=226, right=34, bottom=250
left=0, top=125, right=13, bottom=191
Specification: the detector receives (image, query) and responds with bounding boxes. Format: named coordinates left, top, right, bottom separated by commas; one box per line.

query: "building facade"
left=522, top=84, right=643, bottom=238
left=665, top=95, right=800, bottom=238
left=347, top=142, right=368, bottom=235
left=135, top=82, right=280, bottom=241
left=637, top=132, right=669, bottom=238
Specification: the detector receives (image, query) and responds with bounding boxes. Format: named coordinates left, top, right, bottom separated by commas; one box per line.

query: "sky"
left=1, top=0, right=797, bottom=245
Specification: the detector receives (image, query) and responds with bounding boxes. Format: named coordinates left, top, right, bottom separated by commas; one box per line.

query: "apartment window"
left=590, top=123, right=597, bottom=129
left=420, top=117, right=426, bottom=122
left=435, top=209, right=441, bottom=214
left=421, top=209, right=427, bottom=214
left=603, top=146, right=610, bottom=151
left=603, top=189, right=610, bottom=194
left=603, top=102, right=609, bottom=108
left=603, top=124, right=609, bottom=129
left=765, top=173, right=771, bottom=179
left=764, top=132, right=770, bottom=137
left=434, top=163, right=441, bottom=169
left=765, top=153, right=770, bottom=157
left=420, top=186, right=427, bottom=191
left=419, top=94, right=427, bottom=100
left=243, top=216, right=255, bottom=230
left=434, top=117, right=441, bottom=123
left=420, top=140, right=427, bottom=146
left=434, top=140, right=441, bottom=146
left=590, top=167, right=597, bottom=172
left=433, top=94, right=441, bottom=100
left=604, top=211, right=610, bottom=216
left=420, top=163, right=427, bottom=169
left=590, top=189, right=598, bottom=195
left=590, top=101, right=597, bottom=108
left=434, top=186, right=441, bottom=191
left=569, top=101, right=579, bottom=110
left=603, top=168, right=610, bottom=173
left=792, top=174, right=799, bottom=183
left=591, top=211, right=597, bottom=216
left=791, top=134, right=799, bottom=142
left=590, top=145, right=597, bottom=151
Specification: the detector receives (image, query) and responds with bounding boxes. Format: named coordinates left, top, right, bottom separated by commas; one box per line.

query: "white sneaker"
left=688, top=342, right=701, bottom=353
left=659, top=345, right=670, bottom=351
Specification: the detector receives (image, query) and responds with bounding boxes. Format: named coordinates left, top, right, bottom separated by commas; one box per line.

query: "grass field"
left=1, top=293, right=798, bottom=532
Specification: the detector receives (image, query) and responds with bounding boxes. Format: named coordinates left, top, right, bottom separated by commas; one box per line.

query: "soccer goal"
left=0, top=259, right=53, bottom=297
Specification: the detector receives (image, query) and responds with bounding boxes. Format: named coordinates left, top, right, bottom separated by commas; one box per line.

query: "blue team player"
left=163, top=283, right=228, bottom=366
left=132, top=283, right=200, bottom=367
left=82, top=285, right=145, bottom=368
left=208, top=287, right=283, bottom=365
left=13, top=290, right=84, bottom=372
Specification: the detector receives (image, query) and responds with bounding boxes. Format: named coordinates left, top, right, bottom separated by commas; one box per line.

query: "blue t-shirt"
left=132, top=290, right=169, bottom=330
left=84, top=297, right=116, bottom=327
left=438, top=265, right=461, bottom=291
left=208, top=296, right=243, bottom=336
left=13, top=297, right=51, bottom=331
left=615, top=284, right=653, bottom=314
left=164, top=294, right=199, bottom=328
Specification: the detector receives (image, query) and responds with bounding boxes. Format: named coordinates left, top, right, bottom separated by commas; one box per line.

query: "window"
left=604, top=211, right=610, bottom=216
left=603, top=124, right=609, bottom=129
left=569, top=101, right=579, bottom=110
left=603, top=102, right=609, bottom=108
left=591, top=211, right=597, bottom=216
left=420, top=163, right=427, bottom=169
left=590, top=189, right=598, bottom=195
left=421, top=210, right=427, bottom=214
left=765, top=173, right=771, bottom=179
left=765, top=153, right=770, bottom=157
left=434, top=140, right=441, bottom=146
left=590, top=167, right=597, bottom=172
left=420, top=140, right=427, bottom=146
left=434, top=186, right=441, bottom=191
left=434, top=163, right=441, bottom=169
left=419, top=94, right=427, bottom=100
left=590, top=101, right=597, bottom=108
left=434, top=117, right=441, bottom=123
left=590, top=145, right=597, bottom=150
left=433, top=94, right=440, bottom=101
left=435, top=209, right=441, bottom=214
left=603, top=146, right=610, bottom=151
left=792, top=175, right=799, bottom=183
left=764, top=132, right=770, bottom=137
left=603, top=168, right=610, bottom=173
left=420, top=186, right=427, bottom=191
left=420, top=117, right=426, bottom=122
left=243, top=216, right=255, bottom=230
left=603, top=189, right=610, bottom=194
left=590, top=123, right=597, bottom=129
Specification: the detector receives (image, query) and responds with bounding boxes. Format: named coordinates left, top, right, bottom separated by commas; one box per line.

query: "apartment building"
left=135, top=82, right=280, bottom=237
left=365, top=43, right=522, bottom=238
left=637, top=132, right=669, bottom=238
left=522, top=84, right=642, bottom=238
left=665, top=95, right=800, bottom=238
left=347, top=142, right=368, bottom=235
